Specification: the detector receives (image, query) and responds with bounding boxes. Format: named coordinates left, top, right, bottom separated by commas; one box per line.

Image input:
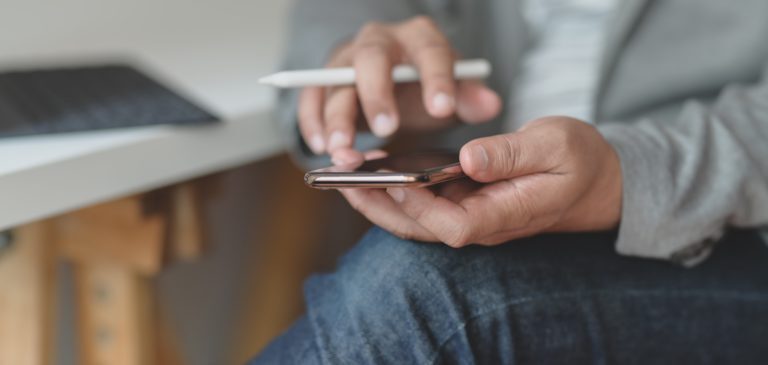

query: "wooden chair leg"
left=72, top=263, right=154, bottom=365
left=0, top=176, right=214, bottom=364
left=54, top=178, right=213, bottom=365
left=53, top=196, right=162, bottom=365
left=0, top=223, right=56, bottom=365
left=169, top=182, right=205, bottom=261
left=54, top=197, right=166, bottom=277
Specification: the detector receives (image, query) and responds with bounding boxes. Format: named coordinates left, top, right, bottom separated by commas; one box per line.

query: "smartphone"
left=305, top=151, right=465, bottom=189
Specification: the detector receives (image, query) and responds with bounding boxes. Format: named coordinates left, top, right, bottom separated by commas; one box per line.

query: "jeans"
left=249, top=227, right=768, bottom=364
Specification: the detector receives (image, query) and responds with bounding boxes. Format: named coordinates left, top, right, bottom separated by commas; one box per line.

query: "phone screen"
left=354, top=152, right=459, bottom=173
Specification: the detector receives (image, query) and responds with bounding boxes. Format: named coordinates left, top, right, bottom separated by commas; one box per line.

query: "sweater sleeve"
left=598, top=63, right=768, bottom=266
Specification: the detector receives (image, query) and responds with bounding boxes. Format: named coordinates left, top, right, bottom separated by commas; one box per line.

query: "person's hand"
left=298, top=16, right=502, bottom=164
left=340, top=117, right=623, bottom=246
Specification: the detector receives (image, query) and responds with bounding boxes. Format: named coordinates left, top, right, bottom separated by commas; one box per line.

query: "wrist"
left=599, top=143, right=623, bottom=229
left=555, top=132, right=623, bottom=232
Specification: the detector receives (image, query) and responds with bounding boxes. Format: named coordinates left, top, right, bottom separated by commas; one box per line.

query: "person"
left=252, top=0, right=768, bottom=363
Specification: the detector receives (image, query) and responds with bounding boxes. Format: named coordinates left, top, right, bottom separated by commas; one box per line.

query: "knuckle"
left=359, top=89, right=390, bottom=109
left=513, top=205, right=534, bottom=231
left=389, top=225, right=417, bottom=241
left=577, top=123, right=601, bottom=149
left=324, top=114, right=351, bottom=127
left=299, top=89, right=320, bottom=108
left=505, top=184, right=535, bottom=229
left=354, top=24, right=394, bottom=54
left=561, top=126, right=585, bottom=157
left=411, top=40, right=451, bottom=59
left=352, top=74, right=394, bottom=104
left=539, top=214, right=561, bottom=231
left=327, top=46, right=355, bottom=67
left=444, top=224, right=471, bottom=248
left=346, top=196, right=364, bottom=212
left=523, top=117, right=548, bottom=130
left=353, top=40, right=391, bottom=56
left=445, top=235, right=468, bottom=248
left=409, top=15, right=437, bottom=29
left=495, top=135, right=520, bottom=175
left=353, top=82, right=392, bottom=109
left=546, top=124, right=572, bottom=157
left=422, top=69, right=453, bottom=82
left=409, top=206, right=429, bottom=223
left=323, top=108, right=353, bottom=125
left=359, top=21, right=386, bottom=36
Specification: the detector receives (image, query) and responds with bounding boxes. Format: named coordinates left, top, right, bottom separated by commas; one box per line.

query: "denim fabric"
left=250, top=228, right=768, bottom=364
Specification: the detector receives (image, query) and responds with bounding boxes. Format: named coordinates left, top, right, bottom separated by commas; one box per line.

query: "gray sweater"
left=276, top=0, right=768, bottom=265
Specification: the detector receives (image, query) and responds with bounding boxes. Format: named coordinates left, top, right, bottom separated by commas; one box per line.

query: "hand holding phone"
left=305, top=151, right=465, bottom=189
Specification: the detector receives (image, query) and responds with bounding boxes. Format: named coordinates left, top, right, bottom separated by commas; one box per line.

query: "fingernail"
left=331, top=154, right=349, bottom=166
left=432, top=92, right=455, bottom=116
left=371, top=113, right=397, bottom=137
left=364, top=149, right=388, bottom=160
left=331, top=150, right=362, bottom=166
left=470, top=145, right=488, bottom=171
left=387, top=188, right=406, bottom=203
left=328, top=131, right=350, bottom=151
left=308, top=134, right=325, bottom=154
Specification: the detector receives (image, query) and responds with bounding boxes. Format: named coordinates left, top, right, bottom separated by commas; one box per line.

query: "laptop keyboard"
left=0, top=65, right=218, bottom=138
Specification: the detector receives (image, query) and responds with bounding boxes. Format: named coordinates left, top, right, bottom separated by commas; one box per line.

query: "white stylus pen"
left=258, top=58, right=491, bottom=88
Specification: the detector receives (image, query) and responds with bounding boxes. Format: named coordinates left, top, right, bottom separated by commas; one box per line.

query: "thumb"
left=459, top=130, right=554, bottom=183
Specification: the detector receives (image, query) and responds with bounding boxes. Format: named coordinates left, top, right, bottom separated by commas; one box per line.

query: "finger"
left=475, top=205, right=562, bottom=245
left=331, top=147, right=365, bottom=166
left=298, top=87, right=326, bottom=154
left=434, top=179, right=481, bottom=203
left=395, top=16, right=456, bottom=118
left=475, top=226, right=539, bottom=246
left=331, top=148, right=386, bottom=167
left=459, top=129, right=558, bottom=183
left=456, top=81, right=502, bottom=124
left=352, top=24, right=401, bottom=137
left=387, top=181, right=533, bottom=247
left=324, top=86, right=358, bottom=153
left=363, top=149, right=388, bottom=160
left=385, top=187, right=479, bottom=247
left=340, top=188, right=437, bottom=241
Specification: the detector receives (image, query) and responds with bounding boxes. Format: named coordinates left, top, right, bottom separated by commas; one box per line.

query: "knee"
left=310, top=229, right=622, bottom=315
left=302, top=226, right=478, bottom=325
left=329, top=227, right=455, bottom=299
left=298, top=228, right=472, bottom=362
left=297, top=229, right=620, bottom=362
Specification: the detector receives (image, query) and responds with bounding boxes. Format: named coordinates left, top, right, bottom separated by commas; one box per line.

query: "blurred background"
left=0, top=0, right=372, bottom=364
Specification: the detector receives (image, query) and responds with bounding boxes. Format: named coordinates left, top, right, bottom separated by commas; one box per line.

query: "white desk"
left=0, top=0, right=293, bottom=231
